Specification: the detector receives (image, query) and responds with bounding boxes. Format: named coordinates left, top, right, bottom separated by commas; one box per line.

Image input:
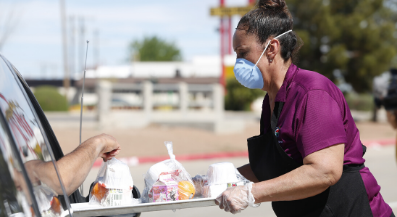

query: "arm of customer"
left=25, top=134, right=120, bottom=195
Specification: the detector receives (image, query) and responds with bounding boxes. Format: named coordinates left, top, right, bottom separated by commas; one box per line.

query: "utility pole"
left=94, top=29, right=99, bottom=68
left=60, top=0, right=69, bottom=96
left=69, top=16, right=76, bottom=79
left=78, top=17, right=86, bottom=75
left=219, top=0, right=226, bottom=89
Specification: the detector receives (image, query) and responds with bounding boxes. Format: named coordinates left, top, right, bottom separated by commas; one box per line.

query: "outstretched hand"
left=215, top=182, right=260, bottom=214
left=91, top=134, right=121, bottom=161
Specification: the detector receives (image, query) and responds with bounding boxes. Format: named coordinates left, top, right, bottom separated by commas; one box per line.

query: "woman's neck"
left=267, top=59, right=291, bottom=102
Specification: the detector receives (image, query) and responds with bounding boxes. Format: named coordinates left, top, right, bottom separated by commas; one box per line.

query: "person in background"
left=215, top=0, right=395, bottom=216
left=386, top=111, right=397, bottom=163
left=374, top=68, right=397, bottom=164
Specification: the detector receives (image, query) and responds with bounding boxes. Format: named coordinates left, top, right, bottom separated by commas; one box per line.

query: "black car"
left=0, top=54, right=140, bottom=217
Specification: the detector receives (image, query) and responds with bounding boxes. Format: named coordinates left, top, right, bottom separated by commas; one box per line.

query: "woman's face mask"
left=233, top=30, right=292, bottom=89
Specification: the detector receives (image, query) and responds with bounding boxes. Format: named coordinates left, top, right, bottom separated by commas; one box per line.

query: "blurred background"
left=1, top=0, right=397, bottom=215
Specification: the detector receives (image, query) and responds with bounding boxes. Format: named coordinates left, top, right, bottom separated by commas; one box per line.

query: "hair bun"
left=258, top=0, right=286, bottom=10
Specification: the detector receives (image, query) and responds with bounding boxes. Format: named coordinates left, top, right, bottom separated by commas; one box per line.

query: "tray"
left=71, top=198, right=217, bottom=217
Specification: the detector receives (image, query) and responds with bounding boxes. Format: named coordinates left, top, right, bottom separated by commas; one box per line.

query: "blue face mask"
left=233, top=30, right=292, bottom=89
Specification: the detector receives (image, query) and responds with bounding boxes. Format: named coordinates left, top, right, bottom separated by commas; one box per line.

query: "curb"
left=362, top=138, right=395, bottom=148
left=92, top=139, right=395, bottom=168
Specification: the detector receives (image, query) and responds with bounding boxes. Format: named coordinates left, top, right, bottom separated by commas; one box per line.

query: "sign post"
left=210, top=2, right=255, bottom=90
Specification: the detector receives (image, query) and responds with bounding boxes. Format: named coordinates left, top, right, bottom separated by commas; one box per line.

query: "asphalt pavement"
left=81, top=145, right=397, bottom=216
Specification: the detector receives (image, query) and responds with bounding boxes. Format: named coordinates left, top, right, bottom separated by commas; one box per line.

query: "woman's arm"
left=25, top=134, right=120, bottom=195
left=251, top=143, right=344, bottom=202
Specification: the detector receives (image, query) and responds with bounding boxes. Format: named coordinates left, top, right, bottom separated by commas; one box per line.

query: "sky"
left=0, top=0, right=247, bottom=79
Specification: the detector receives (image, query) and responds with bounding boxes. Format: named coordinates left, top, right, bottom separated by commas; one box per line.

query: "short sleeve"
left=295, top=90, right=347, bottom=158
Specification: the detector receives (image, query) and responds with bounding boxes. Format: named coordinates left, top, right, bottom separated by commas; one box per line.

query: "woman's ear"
left=266, top=39, right=280, bottom=63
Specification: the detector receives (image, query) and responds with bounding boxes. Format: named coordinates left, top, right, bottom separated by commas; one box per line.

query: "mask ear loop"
left=254, top=30, right=293, bottom=67
left=255, top=41, right=271, bottom=66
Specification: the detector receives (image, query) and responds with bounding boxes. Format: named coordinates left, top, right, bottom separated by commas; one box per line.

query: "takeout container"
left=200, top=162, right=245, bottom=198
left=206, top=162, right=238, bottom=185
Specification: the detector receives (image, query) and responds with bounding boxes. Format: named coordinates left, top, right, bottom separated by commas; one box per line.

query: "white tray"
left=71, top=198, right=216, bottom=217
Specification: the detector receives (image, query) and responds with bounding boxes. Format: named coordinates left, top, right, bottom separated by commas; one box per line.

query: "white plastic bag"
left=33, top=185, right=65, bottom=217
left=89, top=158, right=134, bottom=206
left=142, top=141, right=195, bottom=203
left=192, top=174, right=207, bottom=196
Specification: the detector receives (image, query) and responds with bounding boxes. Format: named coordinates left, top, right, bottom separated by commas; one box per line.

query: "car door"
left=0, top=55, right=73, bottom=217
left=0, top=109, right=38, bottom=217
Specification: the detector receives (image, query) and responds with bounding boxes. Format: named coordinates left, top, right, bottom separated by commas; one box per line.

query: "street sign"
left=210, top=6, right=254, bottom=17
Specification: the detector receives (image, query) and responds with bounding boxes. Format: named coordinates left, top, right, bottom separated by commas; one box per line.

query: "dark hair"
left=237, top=0, right=302, bottom=63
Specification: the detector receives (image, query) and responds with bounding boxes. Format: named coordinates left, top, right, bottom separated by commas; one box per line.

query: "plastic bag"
left=33, top=185, right=65, bottom=217
left=89, top=158, right=134, bottom=206
left=196, top=162, right=250, bottom=198
left=192, top=175, right=207, bottom=196
left=142, top=141, right=195, bottom=203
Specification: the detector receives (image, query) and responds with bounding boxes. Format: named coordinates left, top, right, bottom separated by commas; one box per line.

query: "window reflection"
left=0, top=58, right=68, bottom=217
left=0, top=113, right=33, bottom=217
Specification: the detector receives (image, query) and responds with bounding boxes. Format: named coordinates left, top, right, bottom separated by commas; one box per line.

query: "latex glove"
left=215, top=182, right=260, bottom=214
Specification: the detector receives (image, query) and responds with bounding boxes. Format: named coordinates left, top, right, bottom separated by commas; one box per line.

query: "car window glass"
left=0, top=114, right=34, bottom=217
left=0, top=58, right=70, bottom=217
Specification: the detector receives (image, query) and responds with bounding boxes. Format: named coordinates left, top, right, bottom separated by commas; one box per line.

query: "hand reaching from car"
left=86, top=133, right=121, bottom=162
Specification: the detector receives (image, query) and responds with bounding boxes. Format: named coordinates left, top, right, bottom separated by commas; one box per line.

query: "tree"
left=129, top=36, right=182, bottom=62
left=34, top=86, right=69, bottom=111
left=225, top=78, right=265, bottom=111
left=286, top=0, right=397, bottom=92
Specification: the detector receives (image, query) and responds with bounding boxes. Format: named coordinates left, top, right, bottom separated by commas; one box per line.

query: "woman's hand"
left=215, top=182, right=260, bottom=214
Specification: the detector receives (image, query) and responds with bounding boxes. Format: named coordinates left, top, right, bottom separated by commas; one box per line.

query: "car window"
left=0, top=57, right=72, bottom=217
left=0, top=112, right=36, bottom=217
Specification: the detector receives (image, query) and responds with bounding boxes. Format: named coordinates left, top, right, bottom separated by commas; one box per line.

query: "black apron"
left=247, top=101, right=385, bottom=217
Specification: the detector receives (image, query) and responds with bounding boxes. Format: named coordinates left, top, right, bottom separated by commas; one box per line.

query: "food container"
left=89, top=158, right=134, bottom=206
left=206, top=162, right=238, bottom=185
left=150, top=174, right=179, bottom=202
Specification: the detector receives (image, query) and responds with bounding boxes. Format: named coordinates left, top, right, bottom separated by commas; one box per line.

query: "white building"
left=82, top=55, right=236, bottom=79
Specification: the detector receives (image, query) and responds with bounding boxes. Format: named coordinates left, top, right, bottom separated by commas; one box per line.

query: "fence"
left=96, top=81, right=243, bottom=133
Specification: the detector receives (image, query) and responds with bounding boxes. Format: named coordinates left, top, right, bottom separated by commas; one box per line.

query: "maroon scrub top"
left=261, top=64, right=392, bottom=217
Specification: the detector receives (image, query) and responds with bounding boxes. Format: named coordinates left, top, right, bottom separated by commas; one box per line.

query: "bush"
left=34, top=86, right=69, bottom=111
left=225, top=78, right=265, bottom=111
left=344, top=92, right=374, bottom=111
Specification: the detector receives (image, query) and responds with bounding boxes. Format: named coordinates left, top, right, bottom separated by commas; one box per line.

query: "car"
left=0, top=54, right=141, bottom=217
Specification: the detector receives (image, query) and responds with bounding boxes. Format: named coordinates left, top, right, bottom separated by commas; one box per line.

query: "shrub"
left=225, top=78, right=265, bottom=111
left=34, top=86, right=69, bottom=111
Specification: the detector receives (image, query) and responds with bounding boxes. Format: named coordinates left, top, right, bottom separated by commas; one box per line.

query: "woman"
left=215, top=0, right=395, bottom=216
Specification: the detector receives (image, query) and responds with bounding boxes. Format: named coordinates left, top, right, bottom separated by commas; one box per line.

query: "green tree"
left=34, top=86, right=69, bottom=111
left=225, top=78, right=265, bottom=111
left=286, top=0, right=397, bottom=92
left=129, top=36, right=182, bottom=61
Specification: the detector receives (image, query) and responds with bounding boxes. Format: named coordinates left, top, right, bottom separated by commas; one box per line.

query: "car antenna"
left=79, top=40, right=89, bottom=195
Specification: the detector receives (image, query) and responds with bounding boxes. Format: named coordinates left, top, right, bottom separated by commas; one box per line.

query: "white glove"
left=215, top=182, right=260, bottom=214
